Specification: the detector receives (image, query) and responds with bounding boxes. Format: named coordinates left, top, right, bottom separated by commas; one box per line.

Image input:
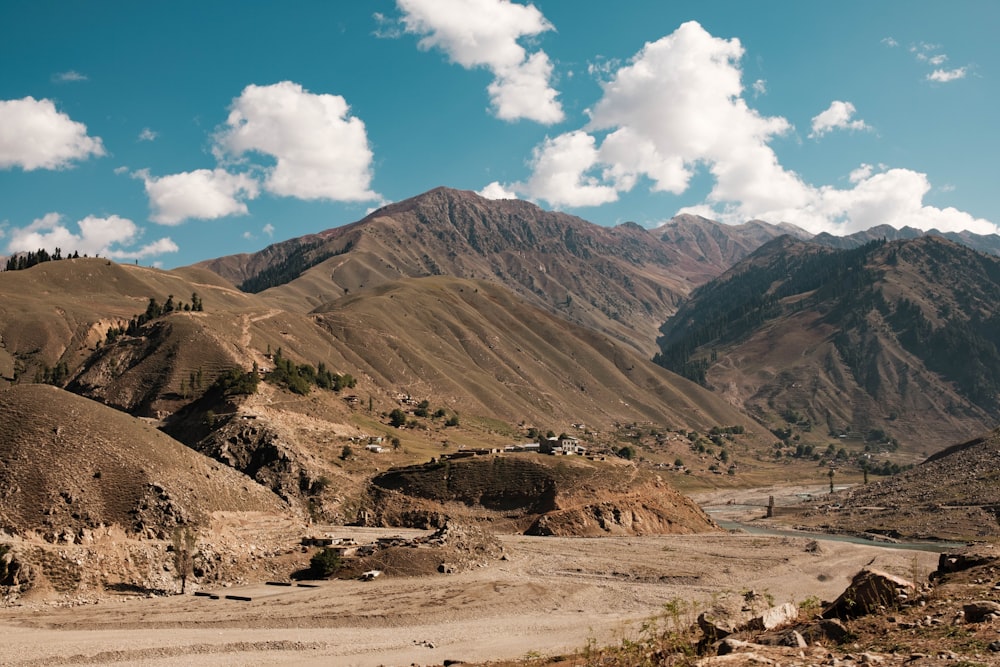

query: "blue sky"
left=1, top=1, right=998, bottom=269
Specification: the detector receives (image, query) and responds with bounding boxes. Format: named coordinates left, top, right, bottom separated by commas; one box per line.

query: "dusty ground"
left=0, top=525, right=939, bottom=667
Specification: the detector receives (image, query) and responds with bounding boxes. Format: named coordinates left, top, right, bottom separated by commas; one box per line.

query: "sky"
left=1, top=1, right=998, bottom=269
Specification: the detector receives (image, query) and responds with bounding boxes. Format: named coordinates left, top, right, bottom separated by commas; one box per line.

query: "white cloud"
left=848, top=163, right=874, bottom=184
left=6, top=213, right=178, bottom=259
left=262, top=223, right=275, bottom=237
left=397, top=0, right=564, bottom=124
left=478, top=181, right=518, bottom=199
left=881, top=37, right=899, bottom=48
left=216, top=81, right=378, bottom=202
left=521, top=131, right=617, bottom=207
left=811, top=167, right=996, bottom=235
left=137, top=168, right=260, bottom=225
left=53, top=70, right=88, bottom=82
left=908, top=42, right=970, bottom=83
left=0, top=97, right=105, bottom=170
left=809, top=100, right=871, bottom=138
left=525, top=20, right=798, bottom=213
left=927, top=67, right=968, bottom=83
left=751, top=79, right=767, bottom=97
left=508, top=21, right=996, bottom=237
left=138, top=127, right=158, bottom=141
left=116, top=237, right=180, bottom=260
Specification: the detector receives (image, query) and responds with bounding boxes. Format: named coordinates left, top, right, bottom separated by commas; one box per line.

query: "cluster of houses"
left=441, top=435, right=587, bottom=460
left=355, top=433, right=589, bottom=458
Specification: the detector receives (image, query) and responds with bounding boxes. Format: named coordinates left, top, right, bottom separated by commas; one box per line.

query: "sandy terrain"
left=0, top=525, right=939, bottom=667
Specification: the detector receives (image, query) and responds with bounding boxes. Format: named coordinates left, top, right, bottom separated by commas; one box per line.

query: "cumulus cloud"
left=137, top=168, right=259, bottom=225
left=751, top=79, right=767, bottom=97
left=478, top=181, right=518, bottom=199
left=138, top=127, right=158, bottom=141
left=810, top=166, right=996, bottom=235
left=522, top=131, right=617, bottom=207
left=5, top=212, right=178, bottom=259
left=397, top=0, right=564, bottom=124
left=505, top=21, right=995, bottom=236
left=0, top=97, right=105, bottom=170
left=809, top=101, right=871, bottom=138
left=215, top=81, right=378, bottom=202
left=262, top=223, right=275, bottom=237
left=927, top=67, right=968, bottom=83
left=519, top=21, right=797, bottom=211
left=881, top=37, right=899, bottom=48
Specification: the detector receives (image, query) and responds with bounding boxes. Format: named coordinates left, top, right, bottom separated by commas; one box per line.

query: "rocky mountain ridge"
left=655, top=234, right=1000, bottom=454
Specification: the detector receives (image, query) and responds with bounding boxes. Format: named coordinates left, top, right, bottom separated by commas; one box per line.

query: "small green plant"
left=799, top=595, right=822, bottom=612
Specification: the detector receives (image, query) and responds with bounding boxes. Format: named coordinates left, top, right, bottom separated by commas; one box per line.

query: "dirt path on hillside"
left=0, top=530, right=937, bottom=667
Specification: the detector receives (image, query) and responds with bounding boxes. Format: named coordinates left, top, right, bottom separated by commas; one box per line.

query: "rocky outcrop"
left=822, top=568, right=915, bottom=620
left=366, top=455, right=717, bottom=536
left=196, top=419, right=310, bottom=504
left=525, top=492, right=715, bottom=537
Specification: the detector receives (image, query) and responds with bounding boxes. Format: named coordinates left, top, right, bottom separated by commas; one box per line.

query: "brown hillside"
left=0, top=257, right=266, bottom=389
left=794, top=428, right=1000, bottom=541
left=0, top=253, right=774, bottom=521
left=365, top=454, right=717, bottom=536
left=0, top=384, right=287, bottom=538
left=202, top=187, right=714, bottom=356
left=659, top=236, right=1000, bottom=456
left=314, top=276, right=765, bottom=434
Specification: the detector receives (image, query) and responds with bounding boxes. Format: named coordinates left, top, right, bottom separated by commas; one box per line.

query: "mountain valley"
left=3, top=187, right=1000, bottom=665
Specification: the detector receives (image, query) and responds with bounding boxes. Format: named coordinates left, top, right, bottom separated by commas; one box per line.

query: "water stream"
left=713, top=518, right=965, bottom=553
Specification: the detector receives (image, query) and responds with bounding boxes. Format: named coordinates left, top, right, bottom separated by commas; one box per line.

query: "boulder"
left=822, top=568, right=915, bottom=619
left=963, top=600, right=1000, bottom=623
left=746, top=602, right=798, bottom=631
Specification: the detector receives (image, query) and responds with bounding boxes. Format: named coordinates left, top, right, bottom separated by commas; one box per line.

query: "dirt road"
left=0, top=529, right=937, bottom=666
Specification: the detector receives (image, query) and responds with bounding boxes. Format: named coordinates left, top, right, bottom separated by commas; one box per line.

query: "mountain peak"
left=365, top=186, right=539, bottom=222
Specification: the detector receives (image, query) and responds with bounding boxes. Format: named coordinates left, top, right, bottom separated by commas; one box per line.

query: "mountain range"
left=3, top=186, right=1000, bottom=533
left=656, top=233, right=1000, bottom=455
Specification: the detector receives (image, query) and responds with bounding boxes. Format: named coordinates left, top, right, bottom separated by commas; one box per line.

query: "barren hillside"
left=794, top=427, right=1000, bottom=541
left=201, top=187, right=721, bottom=356
left=0, top=384, right=287, bottom=538
left=656, top=236, right=1000, bottom=456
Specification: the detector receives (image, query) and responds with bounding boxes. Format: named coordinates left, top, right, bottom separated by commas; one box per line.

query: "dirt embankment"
left=364, top=454, right=717, bottom=536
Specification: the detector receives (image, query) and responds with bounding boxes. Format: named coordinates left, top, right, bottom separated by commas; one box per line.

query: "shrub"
left=616, top=446, right=635, bottom=460
left=310, top=548, right=342, bottom=577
